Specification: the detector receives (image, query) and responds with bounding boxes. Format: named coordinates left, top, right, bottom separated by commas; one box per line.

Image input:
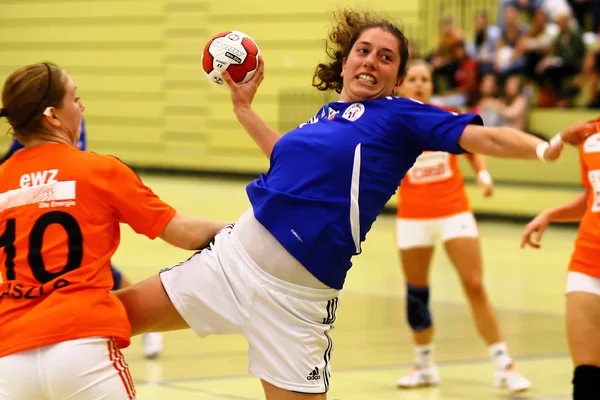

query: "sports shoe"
left=397, top=365, right=440, bottom=388
left=143, top=332, right=163, bottom=359
left=494, top=366, right=531, bottom=393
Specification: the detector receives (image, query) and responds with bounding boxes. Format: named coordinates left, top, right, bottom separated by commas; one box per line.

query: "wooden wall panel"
left=0, top=0, right=166, bottom=160
left=3, top=0, right=572, bottom=188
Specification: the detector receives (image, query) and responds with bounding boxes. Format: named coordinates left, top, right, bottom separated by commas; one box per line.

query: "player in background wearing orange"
left=0, top=62, right=227, bottom=400
left=522, top=118, right=600, bottom=399
left=395, top=60, right=531, bottom=393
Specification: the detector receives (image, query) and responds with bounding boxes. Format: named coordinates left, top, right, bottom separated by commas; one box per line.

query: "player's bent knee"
left=462, top=276, right=485, bottom=297
left=573, top=365, right=600, bottom=399
left=406, top=284, right=432, bottom=331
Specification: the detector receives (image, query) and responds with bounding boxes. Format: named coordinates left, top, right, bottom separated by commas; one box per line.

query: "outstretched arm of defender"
left=521, top=192, right=587, bottom=249
left=159, top=213, right=229, bottom=250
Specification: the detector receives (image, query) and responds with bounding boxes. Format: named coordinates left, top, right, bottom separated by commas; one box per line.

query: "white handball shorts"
left=566, top=271, right=600, bottom=296
left=396, top=211, right=479, bottom=249
left=159, top=223, right=341, bottom=394
left=0, top=337, right=135, bottom=399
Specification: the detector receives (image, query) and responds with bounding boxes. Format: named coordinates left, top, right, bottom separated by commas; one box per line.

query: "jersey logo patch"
left=584, top=133, right=600, bottom=153
left=588, top=170, right=600, bottom=213
left=342, top=103, right=364, bottom=122
left=407, top=152, right=452, bottom=184
left=328, top=107, right=339, bottom=120
left=0, top=181, right=77, bottom=212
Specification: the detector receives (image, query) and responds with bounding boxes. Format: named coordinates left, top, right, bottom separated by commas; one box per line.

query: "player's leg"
left=146, top=223, right=332, bottom=398
left=442, top=211, right=530, bottom=393
left=111, top=263, right=163, bottom=359
left=115, top=273, right=191, bottom=337
left=243, top=258, right=339, bottom=400
left=0, top=348, right=45, bottom=399
left=395, top=218, right=439, bottom=388
left=566, top=272, right=600, bottom=399
left=441, top=216, right=501, bottom=346
left=261, top=380, right=326, bottom=400
left=45, top=337, right=136, bottom=400
left=116, top=225, right=250, bottom=339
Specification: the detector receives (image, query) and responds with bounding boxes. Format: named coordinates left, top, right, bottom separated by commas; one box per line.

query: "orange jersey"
left=570, top=129, right=600, bottom=277
left=0, top=144, right=176, bottom=357
left=396, top=105, right=471, bottom=219
left=396, top=152, right=470, bottom=218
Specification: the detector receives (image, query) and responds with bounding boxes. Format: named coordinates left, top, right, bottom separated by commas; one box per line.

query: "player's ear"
left=340, top=58, right=347, bottom=77
left=42, top=107, right=61, bottom=128
left=394, top=76, right=404, bottom=92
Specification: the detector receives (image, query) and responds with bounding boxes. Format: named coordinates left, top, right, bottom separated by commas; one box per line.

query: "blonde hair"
left=406, top=59, right=433, bottom=75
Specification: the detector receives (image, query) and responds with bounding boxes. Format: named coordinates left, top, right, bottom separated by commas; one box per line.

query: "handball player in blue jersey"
left=116, top=9, right=585, bottom=399
left=0, top=118, right=163, bottom=359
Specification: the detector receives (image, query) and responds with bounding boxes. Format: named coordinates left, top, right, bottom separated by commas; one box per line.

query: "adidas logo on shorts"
left=307, top=367, right=321, bottom=381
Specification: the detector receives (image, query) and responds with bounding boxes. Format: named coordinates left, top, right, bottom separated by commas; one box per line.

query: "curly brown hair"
left=312, top=9, right=409, bottom=94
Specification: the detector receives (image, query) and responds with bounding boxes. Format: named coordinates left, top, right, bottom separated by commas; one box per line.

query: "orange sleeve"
left=104, top=157, right=176, bottom=239
left=579, top=146, right=590, bottom=190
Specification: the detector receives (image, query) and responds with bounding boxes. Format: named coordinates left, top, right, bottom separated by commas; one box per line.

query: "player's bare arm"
left=159, top=212, right=230, bottom=250
left=459, top=125, right=563, bottom=161
left=222, top=56, right=281, bottom=158
left=521, top=192, right=588, bottom=249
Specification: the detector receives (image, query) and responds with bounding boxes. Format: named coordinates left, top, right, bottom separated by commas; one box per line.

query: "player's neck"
left=21, top=133, right=75, bottom=148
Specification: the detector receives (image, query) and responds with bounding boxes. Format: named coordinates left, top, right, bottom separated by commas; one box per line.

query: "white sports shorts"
left=0, top=337, right=135, bottom=400
left=396, top=211, right=479, bottom=249
left=159, top=225, right=341, bottom=394
left=566, top=271, right=600, bottom=296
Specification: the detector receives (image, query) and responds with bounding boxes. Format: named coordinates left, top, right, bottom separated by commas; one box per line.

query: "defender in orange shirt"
left=522, top=118, right=600, bottom=399
left=395, top=60, right=531, bottom=392
left=0, top=117, right=164, bottom=360
left=0, top=62, right=226, bottom=400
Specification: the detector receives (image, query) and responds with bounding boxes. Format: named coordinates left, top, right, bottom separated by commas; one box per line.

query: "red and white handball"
left=201, top=30, right=260, bottom=87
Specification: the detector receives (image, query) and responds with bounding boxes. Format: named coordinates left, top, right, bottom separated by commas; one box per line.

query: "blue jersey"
left=0, top=119, right=87, bottom=163
left=246, top=97, right=482, bottom=289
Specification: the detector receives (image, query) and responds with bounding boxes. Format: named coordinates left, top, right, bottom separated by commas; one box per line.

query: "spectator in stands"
left=519, top=8, right=558, bottom=81
left=562, top=35, right=600, bottom=108
left=471, top=75, right=530, bottom=133
left=541, top=0, right=576, bottom=26
left=498, top=75, right=530, bottom=131
left=430, top=14, right=464, bottom=94
left=494, top=5, right=527, bottom=76
left=536, top=12, right=586, bottom=106
left=498, top=0, right=571, bottom=28
left=467, top=10, right=502, bottom=77
left=432, top=41, right=478, bottom=108
left=471, top=74, right=503, bottom=127
left=498, top=0, right=543, bottom=28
